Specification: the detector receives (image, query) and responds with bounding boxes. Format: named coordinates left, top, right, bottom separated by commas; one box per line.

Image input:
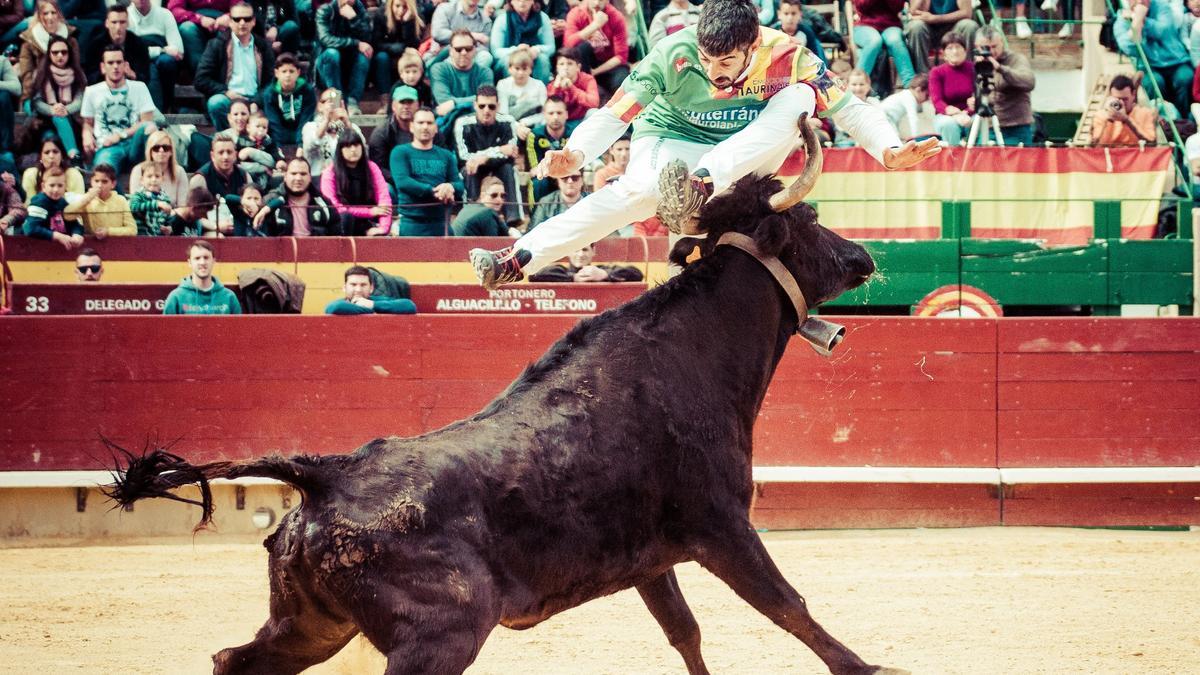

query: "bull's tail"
left=101, top=439, right=328, bottom=531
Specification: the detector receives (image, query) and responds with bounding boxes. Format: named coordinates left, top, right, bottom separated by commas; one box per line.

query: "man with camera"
left=971, top=26, right=1035, bottom=146
left=1091, top=74, right=1158, bottom=146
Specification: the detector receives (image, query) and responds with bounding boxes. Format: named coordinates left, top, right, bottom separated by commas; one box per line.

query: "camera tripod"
left=964, top=94, right=1004, bottom=147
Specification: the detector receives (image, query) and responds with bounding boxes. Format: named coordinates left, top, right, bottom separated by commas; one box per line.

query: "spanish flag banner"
left=777, top=146, right=1172, bottom=245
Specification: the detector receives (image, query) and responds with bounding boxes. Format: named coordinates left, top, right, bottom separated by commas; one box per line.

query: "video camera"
left=973, top=44, right=996, bottom=117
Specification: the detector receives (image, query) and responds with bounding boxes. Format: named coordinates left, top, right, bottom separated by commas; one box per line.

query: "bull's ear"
left=750, top=212, right=792, bottom=258
left=669, top=236, right=706, bottom=268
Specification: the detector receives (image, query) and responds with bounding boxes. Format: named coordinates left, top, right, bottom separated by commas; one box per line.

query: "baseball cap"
left=392, top=85, right=418, bottom=102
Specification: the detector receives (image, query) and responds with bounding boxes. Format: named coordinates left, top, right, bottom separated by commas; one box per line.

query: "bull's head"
left=685, top=116, right=876, bottom=354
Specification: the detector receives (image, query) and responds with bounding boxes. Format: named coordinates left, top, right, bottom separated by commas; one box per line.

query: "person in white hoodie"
left=127, top=0, right=184, bottom=112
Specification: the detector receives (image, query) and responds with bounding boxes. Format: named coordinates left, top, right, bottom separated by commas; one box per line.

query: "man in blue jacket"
left=163, top=240, right=242, bottom=315
left=325, top=265, right=418, bottom=314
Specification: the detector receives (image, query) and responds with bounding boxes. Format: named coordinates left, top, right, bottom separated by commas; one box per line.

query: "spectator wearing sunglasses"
left=428, top=0, right=494, bottom=70
left=430, top=28, right=494, bottom=129
left=74, top=248, right=104, bottom=282
left=451, top=175, right=519, bottom=236
left=453, top=84, right=524, bottom=225
left=195, top=1, right=275, bottom=129
left=84, top=5, right=151, bottom=86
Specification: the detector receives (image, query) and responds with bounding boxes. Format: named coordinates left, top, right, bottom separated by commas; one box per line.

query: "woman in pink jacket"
left=321, top=130, right=394, bottom=236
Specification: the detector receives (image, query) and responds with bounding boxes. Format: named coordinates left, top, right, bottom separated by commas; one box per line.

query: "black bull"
left=106, top=176, right=904, bottom=674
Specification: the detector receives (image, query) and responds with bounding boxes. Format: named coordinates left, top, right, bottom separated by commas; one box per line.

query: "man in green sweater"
left=163, top=240, right=242, bottom=315
left=390, top=108, right=465, bottom=236
left=325, top=265, right=418, bottom=314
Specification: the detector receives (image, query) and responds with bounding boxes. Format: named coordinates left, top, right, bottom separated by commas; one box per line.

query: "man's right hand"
left=533, top=149, right=583, bottom=179
left=339, top=2, right=357, bottom=19
left=200, top=15, right=217, bottom=30
left=433, top=183, right=455, bottom=202
left=591, top=10, right=608, bottom=28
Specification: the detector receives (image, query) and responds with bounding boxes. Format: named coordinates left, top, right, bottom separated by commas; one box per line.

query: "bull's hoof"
left=871, top=667, right=911, bottom=675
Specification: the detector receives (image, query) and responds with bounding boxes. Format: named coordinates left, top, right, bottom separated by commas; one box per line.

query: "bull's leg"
left=212, top=597, right=358, bottom=675
left=692, top=521, right=901, bottom=675
left=637, top=569, right=710, bottom=675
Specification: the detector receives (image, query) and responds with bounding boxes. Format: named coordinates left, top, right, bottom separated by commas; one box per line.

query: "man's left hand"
left=882, top=138, right=941, bottom=170
left=351, top=296, right=374, bottom=309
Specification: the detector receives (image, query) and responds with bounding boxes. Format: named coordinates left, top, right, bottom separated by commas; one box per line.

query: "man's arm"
left=996, top=53, right=1036, bottom=93
left=390, top=146, right=437, bottom=199
left=316, top=4, right=357, bottom=49
left=371, top=296, right=418, bottom=314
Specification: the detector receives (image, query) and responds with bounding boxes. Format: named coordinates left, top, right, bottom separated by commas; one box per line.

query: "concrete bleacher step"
left=1007, top=33, right=1083, bottom=70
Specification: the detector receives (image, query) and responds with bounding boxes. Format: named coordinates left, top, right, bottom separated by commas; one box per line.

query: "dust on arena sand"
left=2, top=526, right=1197, bottom=674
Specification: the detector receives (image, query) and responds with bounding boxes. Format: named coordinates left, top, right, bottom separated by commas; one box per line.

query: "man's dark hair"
left=554, top=46, right=582, bottom=66
left=189, top=239, right=214, bottom=255
left=475, top=84, right=498, bottom=99
left=102, top=43, right=126, bottom=59
left=544, top=95, right=566, bottom=108
left=1109, top=74, right=1136, bottom=93
left=449, top=28, right=475, bottom=47
left=779, top=0, right=803, bottom=9
left=414, top=106, right=436, bottom=120
left=92, top=163, right=117, bottom=181
left=77, top=247, right=102, bottom=261
left=344, top=265, right=372, bottom=282
left=106, top=3, right=128, bottom=18
left=275, top=52, right=299, bottom=69
left=696, top=0, right=759, bottom=56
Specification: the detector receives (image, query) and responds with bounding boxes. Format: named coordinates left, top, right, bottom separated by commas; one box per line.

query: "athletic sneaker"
left=657, top=159, right=713, bottom=234
left=1015, top=17, right=1033, bottom=38
left=470, top=246, right=532, bottom=290
left=1040, top=0, right=1058, bottom=10
left=1057, top=22, right=1072, bottom=38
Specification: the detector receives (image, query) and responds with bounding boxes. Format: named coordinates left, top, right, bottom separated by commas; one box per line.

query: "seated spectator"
left=545, top=0, right=570, bottom=40
left=163, top=240, right=242, bottom=314
left=497, top=47, right=548, bottom=124
left=491, top=0, right=555, bottom=82
left=904, top=0, right=978, bottom=75
left=774, top=0, right=826, bottom=65
left=0, top=170, right=26, bottom=235
left=834, top=69, right=877, bottom=147
left=370, top=84, right=419, bottom=185
left=428, top=0, right=494, bottom=70
left=314, top=0, right=371, bottom=115
left=648, top=0, right=700, bottom=48
left=929, top=32, right=974, bottom=146
left=128, top=0, right=184, bottom=112
left=168, top=185, right=219, bottom=236
left=82, top=44, right=159, bottom=175
left=130, top=160, right=177, bottom=235
left=528, top=243, right=643, bottom=282
left=1092, top=74, right=1158, bottom=146
left=225, top=182, right=266, bottom=236
left=372, top=0, right=423, bottom=107
left=302, top=87, right=365, bottom=179
left=430, top=28, right=495, bottom=130
left=592, top=134, right=629, bottom=192
left=187, top=98, right=252, bottom=168
left=853, top=0, right=916, bottom=94
left=255, top=156, right=339, bottom=236
left=22, top=166, right=82, bottom=249
left=74, top=247, right=103, bottom=282
left=195, top=2, right=275, bottom=130
left=130, top=129, right=190, bottom=206
left=169, top=0, right=232, bottom=77
left=29, top=35, right=85, bottom=164
left=64, top=163, right=136, bottom=238
left=546, top=47, right=598, bottom=132
left=18, top=0, right=79, bottom=103
left=396, top=48, right=435, bottom=108
left=248, top=0, right=300, bottom=55
left=973, top=25, right=1035, bottom=146
left=0, top=32, right=19, bottom=172
left=325, top=264, right=417, bottom=314
left=260, top=53, right=316, bottom=146
left=390, top=107, right=463, bottom=235
left=238, top=111, right=285, bottom=189
left=321, top=130, right=393, bottom=236
left=563, top=0, right=629, bottom=96
left=454, top=84, right=523, bottom=224
left=528, top=168, right=586, bottom=231
left=189, top=132, right=247, bottom=234
left=879, top=73, right=937, bottom=140
left=524, top=95, right=569, bottom=203
left=1116, top=0, right=1191, bottom=120
left=84, top=5, right=151, bottom=86
left=452, top=175, right=518, bottom=235
left=21, top=136, right=84, bottom=205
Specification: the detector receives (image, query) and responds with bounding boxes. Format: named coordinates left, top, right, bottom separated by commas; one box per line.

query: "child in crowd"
left=168, top=187, right=219, bottom=237
left=497, top=48, right=548, bottom=125
left=64, top=164, right=136, bottom=238
left=260, top=53, right=318, bottom=146
left=226, top=183, right=267, bottom=237
left=397, top=48, right=435, bottom=108
left=129, top=161, right=176, bottom=236
left=23, top=167, right=83, bottom=250
left=835, top=69, right=879, bottom=147
left=238, top=112, right=285, bottom=190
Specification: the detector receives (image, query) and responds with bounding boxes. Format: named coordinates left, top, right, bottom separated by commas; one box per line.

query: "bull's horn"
left=768, top=113, right=824, bottom=212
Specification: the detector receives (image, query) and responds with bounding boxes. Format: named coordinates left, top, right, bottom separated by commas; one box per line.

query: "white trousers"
left=516, top=83, right=819, bottom=274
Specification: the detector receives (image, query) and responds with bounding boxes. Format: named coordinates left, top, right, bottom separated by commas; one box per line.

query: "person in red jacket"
left=562, top=0, right=628, bottom=96
left=545, top=47, right=598, bottom=133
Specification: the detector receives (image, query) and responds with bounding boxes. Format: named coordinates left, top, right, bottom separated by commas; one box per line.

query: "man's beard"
left=286, top=184, right=308, bottom=197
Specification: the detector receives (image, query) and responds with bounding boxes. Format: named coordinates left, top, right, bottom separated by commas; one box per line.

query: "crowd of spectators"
left=0, top=0, right=1192, bottom=248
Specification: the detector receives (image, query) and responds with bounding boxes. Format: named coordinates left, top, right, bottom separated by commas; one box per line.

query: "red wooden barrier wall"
left=2, top=316, right=1197, bottom=527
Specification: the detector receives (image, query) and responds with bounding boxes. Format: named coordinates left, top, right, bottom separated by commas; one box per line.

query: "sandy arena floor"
left=1, top=527, right=1197, bottom=674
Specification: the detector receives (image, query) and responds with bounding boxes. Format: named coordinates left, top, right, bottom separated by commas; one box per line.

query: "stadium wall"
left=1, top=316, right=1197, bottom=537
